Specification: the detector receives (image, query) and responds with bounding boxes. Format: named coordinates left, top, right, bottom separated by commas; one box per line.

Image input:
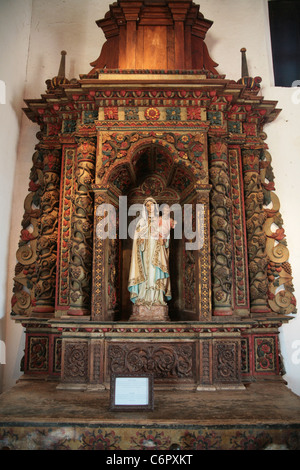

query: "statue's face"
left=145, top=200, right=154, bottom=215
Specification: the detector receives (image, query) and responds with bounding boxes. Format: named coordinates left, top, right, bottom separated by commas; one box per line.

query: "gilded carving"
left=34, top=149, right=61, bottom=313
left=242, top=148, right=269, bottom=313
left=68, top=138, right=96, bottom=315
left=228, top=147, right=250, bottom=313
left=209, top=137, right=232, bottom=315
left=57, top=147, right=76, bottom=308
left=9, top=2, right=298, bottom=394
left=261, top=148, right=297, bottom=315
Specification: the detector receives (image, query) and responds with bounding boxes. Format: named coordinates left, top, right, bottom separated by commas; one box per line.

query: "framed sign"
left=110, top=374, right=154, bottom=411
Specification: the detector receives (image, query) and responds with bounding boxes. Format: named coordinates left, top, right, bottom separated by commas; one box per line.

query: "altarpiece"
left=11, top=0, right=296, bottom=392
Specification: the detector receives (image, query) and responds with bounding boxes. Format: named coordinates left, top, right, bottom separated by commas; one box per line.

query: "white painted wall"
left=0, top=0, right=33, bottom=392
left=1, top=0, right=299, bottom=395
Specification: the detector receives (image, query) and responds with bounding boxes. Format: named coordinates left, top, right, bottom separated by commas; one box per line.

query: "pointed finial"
left=58, top=50, right=67, bottom=78
left=240, top=47, right=249, bottom=78
left=238, top=47, right=262, bottom=93
left=45, top=50, right=70, bottom=94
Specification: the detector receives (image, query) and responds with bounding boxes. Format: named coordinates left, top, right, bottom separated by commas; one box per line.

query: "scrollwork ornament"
left=261, top=148, right=296, bottom=314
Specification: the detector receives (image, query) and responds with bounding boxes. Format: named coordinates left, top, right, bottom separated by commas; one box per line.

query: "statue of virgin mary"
left=128, top=197, right=172, bottom=307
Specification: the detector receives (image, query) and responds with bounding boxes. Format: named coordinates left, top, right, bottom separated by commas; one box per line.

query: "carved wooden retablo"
left=11, top=0, right=296, bottom=391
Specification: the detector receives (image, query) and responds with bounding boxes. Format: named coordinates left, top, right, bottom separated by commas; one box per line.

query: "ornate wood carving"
left=33, top=149, right=61, bottom=314
left=68, top=138, right=96, bottom=316
left=91, top=191, right=113, bottom=321
left=213, top=340, right=241, bottom=384
left=209, top=136, right=233, bottom=315
left=260, top=144, right=296, bottom=315
left=11, top=150, right=42, bottom=316
left=228, top=147, right=250, bottom=314
left=11, top=0, right=297, bottom=392
left=242, top=148, right=269, bottom=313
left=62, top=341, right=89, bottom=383
left=56, top=146, right=76, bottom=311
left=108, top=342, right=195, bottom=381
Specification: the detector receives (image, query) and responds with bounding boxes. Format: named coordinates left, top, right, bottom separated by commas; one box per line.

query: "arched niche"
left=92, top=134, right=211, bottom=322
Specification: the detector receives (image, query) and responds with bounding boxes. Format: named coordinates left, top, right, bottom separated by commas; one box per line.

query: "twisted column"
left=208, top=136, right=233, bottom=315
left=242, top=148, right=269, bottom=313
left=33, top=149, right=61, bottom=314
left=68, top=137, right=96, bottom=316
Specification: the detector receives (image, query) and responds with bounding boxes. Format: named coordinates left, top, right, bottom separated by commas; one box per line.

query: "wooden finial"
left=58, top=50, right=67, bottom=78
left=240, top=47, right=249, bottom=78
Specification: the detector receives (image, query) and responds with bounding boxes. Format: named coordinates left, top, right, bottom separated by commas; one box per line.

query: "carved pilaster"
left=91, top=191, right=108, bottom=321
left=183, top=187, right=212, bottom=321
left=68, top=137, right=96, bottom=316
left=242, top=148, right=269, bottom=313
left=208, top=136, right=233, bottom=315
left=11, top=150, right=43, bottom=316
left=33, top=148, right=61, bottom=314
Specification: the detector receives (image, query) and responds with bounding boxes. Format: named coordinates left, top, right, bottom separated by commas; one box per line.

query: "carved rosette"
left=11, top=150, right=43, bottom=316
left=242, top=148, right=269, bottom=313
left=260, top=146, right=297, bottom=315
left=33, top=149, right=61, bottom=313
left=68, top=137, right=96, bottom=315
left=208, top=136, right=233, bottom=315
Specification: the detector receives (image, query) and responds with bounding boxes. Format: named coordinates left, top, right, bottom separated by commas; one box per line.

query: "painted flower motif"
left=230, top=431, right=272, bottom=450
left=104, top=107, right=118, bottom=120
left=179, top=151, right=188, bottom=160
left=207, top=111, right=222, bottom=125
left=79, top=429, right=121, bottom=450
left=130, top=430, right=171, bottom=450
left=145, top=107, right=160, bottom=120
left=180, top=430, right=221, bottom=450
left=187, top=107, right=202, bottom=120
left=125, top=108, right=139, bottom=120
left=115, top=134, right=125, bottom=143
left=117, top=150, right=127, bottom=159
left=228, top=121, right=241, bottom=133
left=180, top=134, right=190, bottom=144
left=166, top=107, right=181, bottom=120
left=83, top=110, right=98, bottom=124
left=243, top=122, right=256, bottom=136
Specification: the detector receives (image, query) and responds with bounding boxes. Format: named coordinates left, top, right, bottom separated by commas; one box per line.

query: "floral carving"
left=144, top=107, right=160, bottom=120
left=109, top=343, right=194, bottom=379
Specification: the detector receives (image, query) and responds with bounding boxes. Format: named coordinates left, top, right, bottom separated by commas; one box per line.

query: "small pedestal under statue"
left=128, top=197, right=174, bottom=322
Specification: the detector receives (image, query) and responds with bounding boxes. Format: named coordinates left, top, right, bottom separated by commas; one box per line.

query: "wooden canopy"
left=89, top=0, right=219, bottom=73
